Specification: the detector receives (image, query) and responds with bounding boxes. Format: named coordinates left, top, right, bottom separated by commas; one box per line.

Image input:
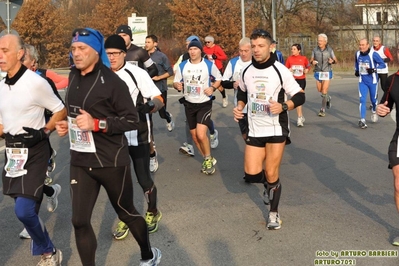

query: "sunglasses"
left=205, top=41, right=212, bottom=43
left=250, top=29, right=272, bottom=39
left=72, top=28, right=91, bottom=37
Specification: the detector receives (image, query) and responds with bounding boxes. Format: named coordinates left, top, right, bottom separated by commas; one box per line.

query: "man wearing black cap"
left=116, top=25, right=158, bottom=78
left=55, top=28, right=161, bottom=266
left=173, top=39, right=222, bottom=175
left=104, top=34, right=164, bottom=241
left=233, top=29, right=305, bottom=230
left=271, top=40, right=285, bottom=64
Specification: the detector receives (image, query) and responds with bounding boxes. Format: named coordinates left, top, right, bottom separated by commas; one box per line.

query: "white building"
left=355, top=0, right=399, bottom=25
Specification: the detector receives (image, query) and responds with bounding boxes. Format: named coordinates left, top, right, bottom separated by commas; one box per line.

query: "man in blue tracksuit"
left=355, top=38, right=386, bottom=129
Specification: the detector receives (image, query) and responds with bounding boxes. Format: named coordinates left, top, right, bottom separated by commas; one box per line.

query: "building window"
left=377, top=11, right=388, bottom=24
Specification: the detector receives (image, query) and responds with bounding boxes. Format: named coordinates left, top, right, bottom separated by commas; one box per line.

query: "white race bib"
left=250, top=93, right=273, bottom=117
left=318, top=72, right=329, bottom=80
left=187, top=82, right=202, bottom=98
left=5, top=148, right=28, bottom=177
left=359, top=62, right=370, bottom=75
left=292, top=65, right=304, bottom=77
left=68, top=116, right=96, bottom=153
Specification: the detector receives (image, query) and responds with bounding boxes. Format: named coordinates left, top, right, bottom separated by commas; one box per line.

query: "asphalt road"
left=1, top=74, right=399, bottom=266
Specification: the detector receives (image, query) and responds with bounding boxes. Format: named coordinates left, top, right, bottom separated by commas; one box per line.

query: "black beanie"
left=104, top=34, right=127, bottom=53
left=116, top=25, right=132, bottom=41
left=188, top=39, right=203, bottom=51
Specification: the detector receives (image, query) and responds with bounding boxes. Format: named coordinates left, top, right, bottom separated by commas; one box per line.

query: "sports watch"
left=281, top=102, right=288, bottom=111
left=99, top=120, right=107, bottom=130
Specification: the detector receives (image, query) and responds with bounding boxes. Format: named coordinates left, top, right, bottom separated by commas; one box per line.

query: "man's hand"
left=355, top=70, right=359, bottom=77
left=233, top=105, right=244, bottom=122
left=376, top=101, right=390, bottom=117
left=55, top=121, right=68, bottom=137
left=174, top=82, right=183, bottom=92
left=268, top=98, right=284, bottom=115
left=21, top=127, right=50, bottom=148
left=138, top=101, right=155, bottom=114
left=76, top=109, right=94, bottom=131
left=204, top=87, right=213, bottom=96
left=367, top=68, right=376, bottom=74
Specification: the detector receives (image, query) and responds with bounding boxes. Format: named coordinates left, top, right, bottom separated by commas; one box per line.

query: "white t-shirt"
left=0, top=69, right=64, bottom=135
left=239, top=61, right=302, bottom=137
left=174, top=59, right=222, bottom=104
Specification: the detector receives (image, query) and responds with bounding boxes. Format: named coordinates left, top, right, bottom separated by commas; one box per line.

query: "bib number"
left=5, top=148, right=28, bottom=177
left=68, top=117, right=96, bottom=153
left=318, top=72, right=329, bottom=80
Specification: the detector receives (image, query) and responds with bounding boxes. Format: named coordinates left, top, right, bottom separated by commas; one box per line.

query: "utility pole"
left=272, top=0, right=276, bottom=40
left=241, top=0, right=245, bottom=38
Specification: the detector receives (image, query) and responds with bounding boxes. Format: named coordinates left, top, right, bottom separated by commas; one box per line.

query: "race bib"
left=292, top=65, right=304, bottom=77
left=68, top=116, right=96, bottom=153
left=187, top=82, right=202, bottom=98
left=127, top=61, right=138, bottom=66
left=250, top=93, right=272, bottom=117
left=5, top=148, right=28, bottom=177
left=359, top=62, right=370, bottom=75
left=318, top=72, right=330, bottom=80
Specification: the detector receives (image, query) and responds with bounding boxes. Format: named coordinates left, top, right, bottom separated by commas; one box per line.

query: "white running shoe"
left=179, top=142, right=194, bottom=156
left=48, top=149, right=57, bottom=173
left=210, top=129, right=219, bottom=149
left=297, top=116, right=305, bottom=127
left=149, top=152, right=159, bottom=173
left=37, top=249, right=62, bottom=266
left=166, top=114, right=175, bottom=132
left=140, top=247, right=162, bottom=266
left=222, top=94, right=228, bottom=108
left=267, top=211, right=282, bottom=230
left=19, top=228, right=31, bottom=239
left=47, top=184, right=61, bottom=212
left=371, top=112, right=378, bottom=123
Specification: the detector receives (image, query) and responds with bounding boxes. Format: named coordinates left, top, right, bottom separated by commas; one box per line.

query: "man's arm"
left=46, top=107, right=67, bottom=131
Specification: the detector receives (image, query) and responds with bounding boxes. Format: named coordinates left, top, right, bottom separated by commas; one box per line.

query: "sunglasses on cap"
left=250, top=29, right=272, bottom=39
left=72, top=28, right=91, bottom=37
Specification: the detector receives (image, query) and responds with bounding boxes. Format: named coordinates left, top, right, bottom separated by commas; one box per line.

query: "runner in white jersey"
left=173, top=39, right=222, bottom=175
left=104, top=34, right=164, bottom=239
left=370, top=36, right=393, bottom=93
left=233, top=29, right=305, bottom=230
left=221, top=37, right=252, bottom=140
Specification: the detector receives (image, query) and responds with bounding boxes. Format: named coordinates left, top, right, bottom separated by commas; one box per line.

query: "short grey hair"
left=22, top=44, right=39, bottom=62
left=318, top=33, right=328, bottom=42
left=239, top=37, right=251, bottom=47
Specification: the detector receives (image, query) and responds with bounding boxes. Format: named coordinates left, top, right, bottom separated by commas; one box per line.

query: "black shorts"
left=296, top=78, right=306, bottom=90
left=388, top=131, right=399, bottom=169
left=245, top=136, right=288, bottom=147
left=184, top=100, right=212, bottom=130
left=238, top=114, right=248, bottom=136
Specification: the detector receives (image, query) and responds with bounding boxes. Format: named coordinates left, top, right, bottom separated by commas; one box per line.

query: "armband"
left=291, top=92, right=305, bottom=108
left=237, top=88, right=248, bottom=104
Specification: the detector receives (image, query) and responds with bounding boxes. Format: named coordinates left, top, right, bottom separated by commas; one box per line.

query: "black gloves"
left=138, top=101, right=155, bottom=114
left=367, top=68, right=376, bottom=74
left=22, top=127, right=50, bottom=148
left=212, top=54, right=217, bottom=59
left=384, top=58, right=391, bottom=63
left=355, top=71, right=359, bottom=77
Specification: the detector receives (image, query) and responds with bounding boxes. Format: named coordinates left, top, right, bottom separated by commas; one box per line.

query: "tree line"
left=0, top=0, right=391, bottom=68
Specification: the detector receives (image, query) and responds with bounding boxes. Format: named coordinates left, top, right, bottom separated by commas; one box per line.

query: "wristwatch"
left=99, top=120, right=107, bottom=130
left=281, top=102, right=288, bottom=111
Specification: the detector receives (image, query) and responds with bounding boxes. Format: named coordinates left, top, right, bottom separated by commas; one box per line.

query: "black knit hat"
left=104, top=34, right=127, bottom=53
left=188, top=39, right=203, bottom=51
left=116, top=25, right=132, bottom=41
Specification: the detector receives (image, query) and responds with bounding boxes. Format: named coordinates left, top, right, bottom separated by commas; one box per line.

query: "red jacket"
left=203, top=44, right=227, bottom=71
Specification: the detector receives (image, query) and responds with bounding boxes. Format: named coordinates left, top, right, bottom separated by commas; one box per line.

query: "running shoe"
left=166, top=114, right=175, bottom=132
left=37, top=249, right=62, bottom=266
left=140, top=247, right=162, bottom=266
left=44, top=172, right=53, bottom=186
left=262, top=187, right=270, bottom=205
left=47, top=184, right=61, bottom=213
left=19, top=228, right=31, bottom=239
left=371, top=112, right=378, bottom=123
left=149, top=151, right=159, bottom=173
left=318, top=109, right=325, bottom=117
left=392, top=236, right=399, bottom=246
left=326, top=95, right=332, bottom=109
left=179, top=142, right=194, bottom=157
left=113, top=221, right=129, bottom=240
left=145, top=211, right=163, bottom=233
left=201, top=158, right=216, bottom=175
left=48, top=149, right=57, bottom=173
left=267, top=211, right=282, bottom=230
left=222, top=94, right=228, bottom=108
left=358, top=119, right=367, bottom=129
left=297, top=116, right=305, bottom=127
left=210, top=129, right=219, bottom=149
